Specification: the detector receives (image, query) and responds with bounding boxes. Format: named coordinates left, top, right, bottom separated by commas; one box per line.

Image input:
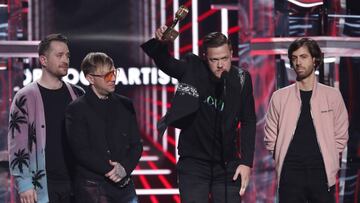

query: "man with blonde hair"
left=66, top=52, right=142, bottom=203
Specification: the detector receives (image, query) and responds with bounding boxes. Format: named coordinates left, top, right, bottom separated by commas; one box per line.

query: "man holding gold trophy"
left=141, top=5, right=256, bottom=203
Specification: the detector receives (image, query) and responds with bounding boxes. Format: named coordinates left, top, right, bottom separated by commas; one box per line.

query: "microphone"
left=220, top=71, right=229, bottom=90
left=220, top=71, right=229, bottom=97
left=220, top=71, right=229, bottom=80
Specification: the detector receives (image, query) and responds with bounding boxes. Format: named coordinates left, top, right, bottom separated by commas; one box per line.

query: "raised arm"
left=141, top=26, right=190, bottom=79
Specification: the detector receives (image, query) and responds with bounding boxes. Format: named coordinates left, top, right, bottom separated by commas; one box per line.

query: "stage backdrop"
left=1, top=0, right=359, bottom=202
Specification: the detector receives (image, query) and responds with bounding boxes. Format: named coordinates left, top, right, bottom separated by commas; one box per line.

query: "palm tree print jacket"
left=8, top=81, right=80, bottom=203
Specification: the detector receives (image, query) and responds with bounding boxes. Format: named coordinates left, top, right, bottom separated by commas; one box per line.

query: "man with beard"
left=8, top=34, right=83, bottom=203
left=141, top=26, right=256, bottom=203
left=264, top=38, right=349, bottom=203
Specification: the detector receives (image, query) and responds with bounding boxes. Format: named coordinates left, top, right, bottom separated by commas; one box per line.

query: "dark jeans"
left=177, top=157, right=241, bottom=203
left=47, top=179, right=73, bottom=203
left=74, top=178, right=138, bottom=203
left=279, top=166, right=335, bottom=203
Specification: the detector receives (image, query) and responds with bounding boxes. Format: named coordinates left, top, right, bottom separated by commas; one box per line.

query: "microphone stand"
left=222, top=72, right=228, bottom=203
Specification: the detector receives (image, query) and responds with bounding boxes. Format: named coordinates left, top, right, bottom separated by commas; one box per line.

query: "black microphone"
left=220, top=71, right=229, bottom=97
left=220, top=71, right=229, bottom=80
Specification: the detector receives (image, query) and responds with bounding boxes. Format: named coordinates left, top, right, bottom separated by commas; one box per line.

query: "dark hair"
left=81, top=52, right=114, bottom=76
left=202, top=32, right=232, bottom=54
left=288, top=37, right=323, bottom=69
left=38, top=33, right=68, bottom=56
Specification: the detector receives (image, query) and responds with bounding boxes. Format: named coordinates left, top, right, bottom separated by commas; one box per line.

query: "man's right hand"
left=20, top=189, right=37, bottom=203
left=155, top=26, right=168, bottom=41
left=105, top=160, right=126, bottom=183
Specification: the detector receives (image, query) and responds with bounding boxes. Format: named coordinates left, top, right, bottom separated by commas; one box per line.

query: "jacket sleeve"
left=264, top=92, right=280, bottom=155
left=238, top=72, right=257, bottom=167
left=333, top=90, right=349, bottom=153
left=141, top=38, right=188, bottom=79
left=65, top=103, right=113, bottom=175
left=8, top=92, right=34, bottom=193
left=118, top=101, right=143, bottom=175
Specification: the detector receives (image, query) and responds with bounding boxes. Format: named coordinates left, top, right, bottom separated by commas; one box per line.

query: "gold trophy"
left=162, top=5, right=189, bottom=41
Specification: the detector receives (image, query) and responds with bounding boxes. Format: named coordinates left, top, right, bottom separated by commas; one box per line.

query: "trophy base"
left=162, top=29, right=179, bottom=41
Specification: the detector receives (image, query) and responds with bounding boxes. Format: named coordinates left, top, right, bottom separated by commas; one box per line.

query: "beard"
left=56, top=65, right=69, bottom=76
left=295, top=66, right=315, bottom=81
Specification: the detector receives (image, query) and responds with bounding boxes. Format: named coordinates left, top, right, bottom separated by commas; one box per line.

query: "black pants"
left=177, top=157, right=241, bottom=203
left=74, top=178, right=138, bottom=203
left=47, top=179, right=73, bottom=203
left=279, top=166, right=335, bottom=203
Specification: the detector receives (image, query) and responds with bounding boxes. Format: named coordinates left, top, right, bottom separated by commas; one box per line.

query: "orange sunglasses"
left=90, top=69, right=117, bottom=82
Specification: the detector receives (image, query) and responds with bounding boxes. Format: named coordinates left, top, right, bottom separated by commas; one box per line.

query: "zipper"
left=278, top=101, right=302, bottom=188
left=310, top=105, right=323, bottom=157
left=310, top=103, right=330, bottom=190
left=287, top=102, right=302, bottom=155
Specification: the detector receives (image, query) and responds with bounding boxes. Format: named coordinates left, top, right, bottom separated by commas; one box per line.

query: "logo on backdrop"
left=23, top=67, right=178, bottom=86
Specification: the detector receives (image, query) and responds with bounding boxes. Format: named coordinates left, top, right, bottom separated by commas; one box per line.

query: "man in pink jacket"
left=264, top=38, right=349, bottom=203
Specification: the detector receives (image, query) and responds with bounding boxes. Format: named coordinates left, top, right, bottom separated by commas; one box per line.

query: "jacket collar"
left=294, top=75, right=318, bottom=100
left=85, top=86, right=114, bottom=113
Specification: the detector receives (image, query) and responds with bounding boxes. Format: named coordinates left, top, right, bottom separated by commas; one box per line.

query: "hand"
left=20, top=189, right=37, bottom=203
left=232, top=164, right=251, bottom=196
left=105, top=160, right=126, bottom=183
left=155, top=26, right=168, bottom=41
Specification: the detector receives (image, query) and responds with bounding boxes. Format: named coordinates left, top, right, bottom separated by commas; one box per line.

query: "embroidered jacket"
left=141, top=39, right=256, bottom=166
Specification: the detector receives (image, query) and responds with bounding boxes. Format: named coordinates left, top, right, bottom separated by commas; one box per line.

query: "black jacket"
left=65, top=87, right=143, bottom=181
left=141, top=39, right=256, bottom=167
